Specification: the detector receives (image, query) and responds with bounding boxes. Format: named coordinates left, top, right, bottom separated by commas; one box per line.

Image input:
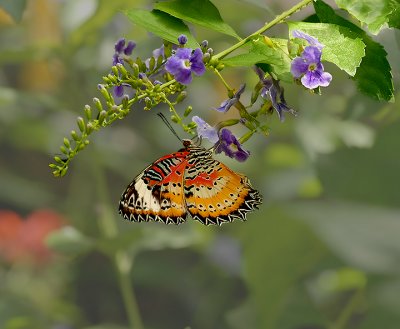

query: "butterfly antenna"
left=157, top=113, right=182, bottom=142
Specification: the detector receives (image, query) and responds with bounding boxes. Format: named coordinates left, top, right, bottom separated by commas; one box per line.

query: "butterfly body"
left=119, top=139, right=262, bottom=225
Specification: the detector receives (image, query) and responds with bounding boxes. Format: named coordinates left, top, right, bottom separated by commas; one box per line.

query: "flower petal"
left=290, top=57, right=308, bottom=77
left=190, top=48, right=206, bottom=76
left=192, top=116, right=219, bottom=143
left=292, top=30, right=324, bottom=50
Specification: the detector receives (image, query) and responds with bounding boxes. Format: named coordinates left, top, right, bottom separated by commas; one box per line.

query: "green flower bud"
left=60, top=145, right=68, bottom=155
left=117, top=63, right=128, bottom=78
left=132, top=63, right=139, bottom=77
left=183, top=106, right=193, bottom=117
left=84, top=105, right=92, bottom=120
left=98, top=110, right=107, bottom=125
left=63, top=137, right=70, bottom=149
left=77, top=117, right=85, bottom=132
left=71, top=130, right=79, bottom=141
left=176, top=91, right=187, bottom=103
left=111, top=65, right=119, bottom=76
left=148, top=56, right=156, bottom=71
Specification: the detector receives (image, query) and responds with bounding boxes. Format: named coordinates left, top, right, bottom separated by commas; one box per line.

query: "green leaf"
left=46, top=226, right=94, bottom=256
left=388, top=0, right=400, bottom=29
left=154, top=0, right=240, bottom=39
left=222, top=37, right=292, bottom=81
left=124, top=9, right=198, bottom=48
left=334, top=0, right=397, bottom=34
left=314, top=0, right=394, bottom=101
left=0, top=0, right=27, bottom=22
left=289, top=201, right=400, bottom=274
left=288, top=22, right=366, bottom=76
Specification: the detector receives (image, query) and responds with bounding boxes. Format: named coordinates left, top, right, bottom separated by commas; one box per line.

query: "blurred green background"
left=1, top=1, right=400, bottom=329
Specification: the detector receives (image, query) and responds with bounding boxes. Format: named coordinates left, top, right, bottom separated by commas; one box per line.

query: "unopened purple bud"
left=201, top=40, right=208, bottom=48
left=115, top=38, right=126, bottom=53
left=138, top=72, right=147, bottom=79
left=178, top=34, right=188, bottom=45
left=154, top=80, right=163, bottom=85
left=124, top=41, right=136, bottom=55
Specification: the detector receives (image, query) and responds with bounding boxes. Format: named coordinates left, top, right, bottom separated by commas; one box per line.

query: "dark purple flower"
left=192, top=116, right=219, bottom=143
left=255, top=67, right=297, bottom=122
left=124, top=41, right=136, bottom=55
left=290, top=31, right=332, bottom=89
left=178, top=34, right=188, bottom=45
left=114, top=85, right=124, bottom=97
left=215, top=129, right=249, bottom=162
left=165, top=48, right=205, bottom=85
left=114, top=38, right=126, bottom=53
left=215, top=84, right=246, bottom=112
left=113, top=38, right=136, bottom=66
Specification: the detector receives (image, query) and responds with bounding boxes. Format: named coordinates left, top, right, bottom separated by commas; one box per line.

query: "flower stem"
left=329, top=288, right=364, bottom=329
left=116, top=251, right=144, bottom=329
left=214, top=0, right=314, bottom=60
left=92, top=161, right=144, bottom=329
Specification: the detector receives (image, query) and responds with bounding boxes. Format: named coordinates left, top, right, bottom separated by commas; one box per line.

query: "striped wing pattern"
left=119, top=140, right=262, bottom=226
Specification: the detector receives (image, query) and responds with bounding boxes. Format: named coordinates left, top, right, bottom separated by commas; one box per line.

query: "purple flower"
left=112, top=38, right=136, bottom=96
left=255, top=67, right=297, bottom=122
left=165, top=48, right=205, bottom=85
left=178, top=34, right=188, bottom=45
left=290, top=31, right=332, bottom=89
left=113, top=38, right=136, bottom=66
left=192, top=116, right=219, bottom=144
left=215, top=84, right=245, bottom=112
left=215, top=129, right=249, bottom=162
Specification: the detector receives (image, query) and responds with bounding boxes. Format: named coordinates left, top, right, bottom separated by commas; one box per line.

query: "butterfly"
left=118, top=139, right=262, bottom=226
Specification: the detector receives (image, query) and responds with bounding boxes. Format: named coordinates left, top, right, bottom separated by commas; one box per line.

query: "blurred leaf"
left=237, top=207, right=329, bottom=329
left=138, top=224, right=202, bottom=250
left=96, top=226, right=143, bottom=255
left=82, top=325, right=128, bottom=329
left=222, top=37, right=292, bottom=81
left=334, top=0, right=395, bottom=34
left=314, top=0, right=394, bottom=101
left=316, top=122, right=399, bottom=208
left=154, top=0, right=240, bottom=39
left=0, top=171, right=55, bottom=209
left=288, top=22, right=365, bottom=76
left=0, top=0, right=27, bottom=22
left=289, top=201, right=400, bottom=274
left=124, top=9, right=198, bottom=48
left=46, top=226, right=94, bottom=255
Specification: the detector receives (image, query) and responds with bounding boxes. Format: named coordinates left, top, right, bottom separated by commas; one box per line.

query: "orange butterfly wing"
left=119, top=140, right=262, bottom=226
left=119, top=151, right=190, bottom=224
left=183, top=157, right=262, bottom=225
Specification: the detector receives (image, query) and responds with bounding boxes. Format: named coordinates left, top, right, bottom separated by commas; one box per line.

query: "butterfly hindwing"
left=183, top=153, right=262, bottom=226
left=119, top=151, right=189, bottom=224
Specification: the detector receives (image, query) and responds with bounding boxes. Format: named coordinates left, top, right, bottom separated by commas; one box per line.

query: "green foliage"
left=154, top=0, right=240, bottom=39
left=125, top=9, right=198, bottom=48
left=222, top=37, right=292, bottom=81
left=288, top=22, right=366, bottom=76
left=314, top=0, right=394, bottom=101
left=334, top=0, right=400, bottom=34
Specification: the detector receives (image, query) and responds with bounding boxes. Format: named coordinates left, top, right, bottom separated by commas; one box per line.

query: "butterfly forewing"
left=119, top=151, right=189, bottom=224
left=119, top=140, right=262, bottom=226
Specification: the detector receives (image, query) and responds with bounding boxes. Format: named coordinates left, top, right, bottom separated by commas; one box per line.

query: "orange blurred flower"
left=0, top=209, right=65, bottom=265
